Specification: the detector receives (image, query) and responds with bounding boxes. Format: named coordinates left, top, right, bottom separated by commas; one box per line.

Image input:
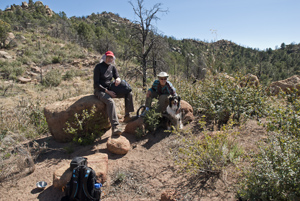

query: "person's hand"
left=115, top=77, right=121, bottom=86
left=146, top=90, right=151, bottom=98
left=106, top=90, right=117, bottom=98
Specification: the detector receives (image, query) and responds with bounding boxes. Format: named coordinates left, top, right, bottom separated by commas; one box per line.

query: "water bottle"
left=94, top=183, right=102, bottom=189
left=94, top=183, right=102, bottom=199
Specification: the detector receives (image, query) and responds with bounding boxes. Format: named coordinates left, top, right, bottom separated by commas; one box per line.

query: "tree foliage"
left=0, top=19, right=11, bottom=47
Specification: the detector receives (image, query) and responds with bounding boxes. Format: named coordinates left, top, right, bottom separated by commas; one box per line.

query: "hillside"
left=1, top=1, right=300, bottom=85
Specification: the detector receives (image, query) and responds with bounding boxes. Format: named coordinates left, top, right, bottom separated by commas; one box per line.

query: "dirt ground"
left=0, top=119, right=267, bottom=201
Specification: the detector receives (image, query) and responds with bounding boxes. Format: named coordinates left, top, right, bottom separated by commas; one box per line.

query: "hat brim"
left=106, top=54, right=114, bottom=57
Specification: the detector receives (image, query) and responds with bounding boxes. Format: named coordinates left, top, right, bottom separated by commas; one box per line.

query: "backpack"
left=61, top=158, right=101, bottom=201
left=109, top=80, right=132, bottom=96
left=70, top=157, right=87, bottom=171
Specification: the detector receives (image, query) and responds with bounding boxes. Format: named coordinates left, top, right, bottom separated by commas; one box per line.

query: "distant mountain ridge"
left=1, top=1, right=300, bottom=85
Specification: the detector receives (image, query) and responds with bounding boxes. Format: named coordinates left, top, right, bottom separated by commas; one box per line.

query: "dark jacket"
left=93, top=62, right=119, bottom=92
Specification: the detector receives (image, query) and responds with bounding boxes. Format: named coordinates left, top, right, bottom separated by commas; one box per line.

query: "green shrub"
left=42, top=69, right=62, bottom=87
left=238, top=92, right=300, bottom=200
left=0, top=61, right=25, bottom=80
left=114, top=170, right=127, bottom=183
left=0, top=20, right=11, bottom=47
left=0, top=99, right=48, bottom=142
left=143, top=103, right=162, bottom=133
left=17, top=55, right=31, bottom=65
left=28, top=102, right=48, bottom=135
left=135, top=127, right=145, bottom=139
left=52, top=56, right=62, bottom=64
left=24, top=48, right=33, bottom=57
left=63, top=69, right=85, bottom=81
left=63, top=69, right=75, bottom=81
left=172, top=119, right=243, bottom=176
left=266, top=90, right=300, bottom=137
left=175, top=74, right=269, bottom=125
left=238, top=133, right=300, bottom=200
left=41, top=57, right=52, bottom=65
left=64, top=105, right=105, bottom=145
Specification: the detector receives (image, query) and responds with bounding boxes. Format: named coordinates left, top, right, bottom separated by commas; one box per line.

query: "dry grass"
left=0, top=64, right=147, bottom=182
left=0, top=141, right=47, bottom=182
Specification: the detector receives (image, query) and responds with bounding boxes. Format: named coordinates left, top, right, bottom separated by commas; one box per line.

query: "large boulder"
left=45, top=5, right=53, bottom=16
left=240, top=73, right=259, bottom=87
left=269, top=75, right=300, bottom=95
left=21, top=2, right=29, bottom=8
left=124, top=117, right=144, bottom=135
left=0, top=50, right=12, bottom=59
left=5, top=32, right=15, bottom=47
left=44, top=94, right=110, bottom=143
left=214, top=73, right=235, bottom=82
left=180, top=100, right=194, bottom=123
left=214, top=73, right=260, bottom=88
left=17, top=76, right=31, bottom=84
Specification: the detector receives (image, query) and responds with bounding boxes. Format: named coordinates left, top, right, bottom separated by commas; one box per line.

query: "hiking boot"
left=123, top=115, right=133, bottom=123
left=112, top=125, right=122, bottom=136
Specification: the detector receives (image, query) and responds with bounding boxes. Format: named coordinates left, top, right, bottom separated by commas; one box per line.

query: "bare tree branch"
left=128, top=0, right=168, bottom=89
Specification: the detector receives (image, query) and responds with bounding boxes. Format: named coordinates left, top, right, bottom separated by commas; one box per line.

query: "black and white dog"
left=166, top=95, right=183, bottom=129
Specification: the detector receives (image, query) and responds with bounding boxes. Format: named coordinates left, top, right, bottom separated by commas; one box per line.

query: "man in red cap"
left=94, top=51, right=134, bottom=136
left=105, top=51, right=114, bottom=57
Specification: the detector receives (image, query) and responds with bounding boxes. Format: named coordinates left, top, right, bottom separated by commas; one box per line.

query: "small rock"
left=107, top=136, right=131, bottom=155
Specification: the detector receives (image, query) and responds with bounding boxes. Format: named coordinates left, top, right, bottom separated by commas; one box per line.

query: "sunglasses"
left=159, top=78, right=167, bottom=80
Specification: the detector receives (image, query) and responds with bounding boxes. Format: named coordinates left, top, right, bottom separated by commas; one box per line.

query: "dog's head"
left=168, top=95, right=181, bottom=109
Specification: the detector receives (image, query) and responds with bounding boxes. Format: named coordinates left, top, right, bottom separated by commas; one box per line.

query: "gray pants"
left=94, top=90, right=134, bottom=126
left=145, top=91, right=169, bottom=112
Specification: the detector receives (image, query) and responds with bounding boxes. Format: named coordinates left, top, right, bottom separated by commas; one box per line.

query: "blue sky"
left=1, top=0, right=299, bottom=50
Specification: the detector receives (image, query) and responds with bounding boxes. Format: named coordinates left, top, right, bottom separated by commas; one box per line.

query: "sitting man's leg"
left=123, top=92, right=135, bottom=123
left=95, top=90, right=122, bottom=136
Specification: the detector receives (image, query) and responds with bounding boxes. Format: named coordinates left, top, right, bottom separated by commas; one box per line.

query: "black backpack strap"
left=70, top=167, right=80, bottom=200
left=82, top=167, right=98, bottom=201
left=137, top=105, right=146, bottom=117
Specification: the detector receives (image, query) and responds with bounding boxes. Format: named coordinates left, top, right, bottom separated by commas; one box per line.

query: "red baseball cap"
left=105, top=51, right=114, bottom=57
